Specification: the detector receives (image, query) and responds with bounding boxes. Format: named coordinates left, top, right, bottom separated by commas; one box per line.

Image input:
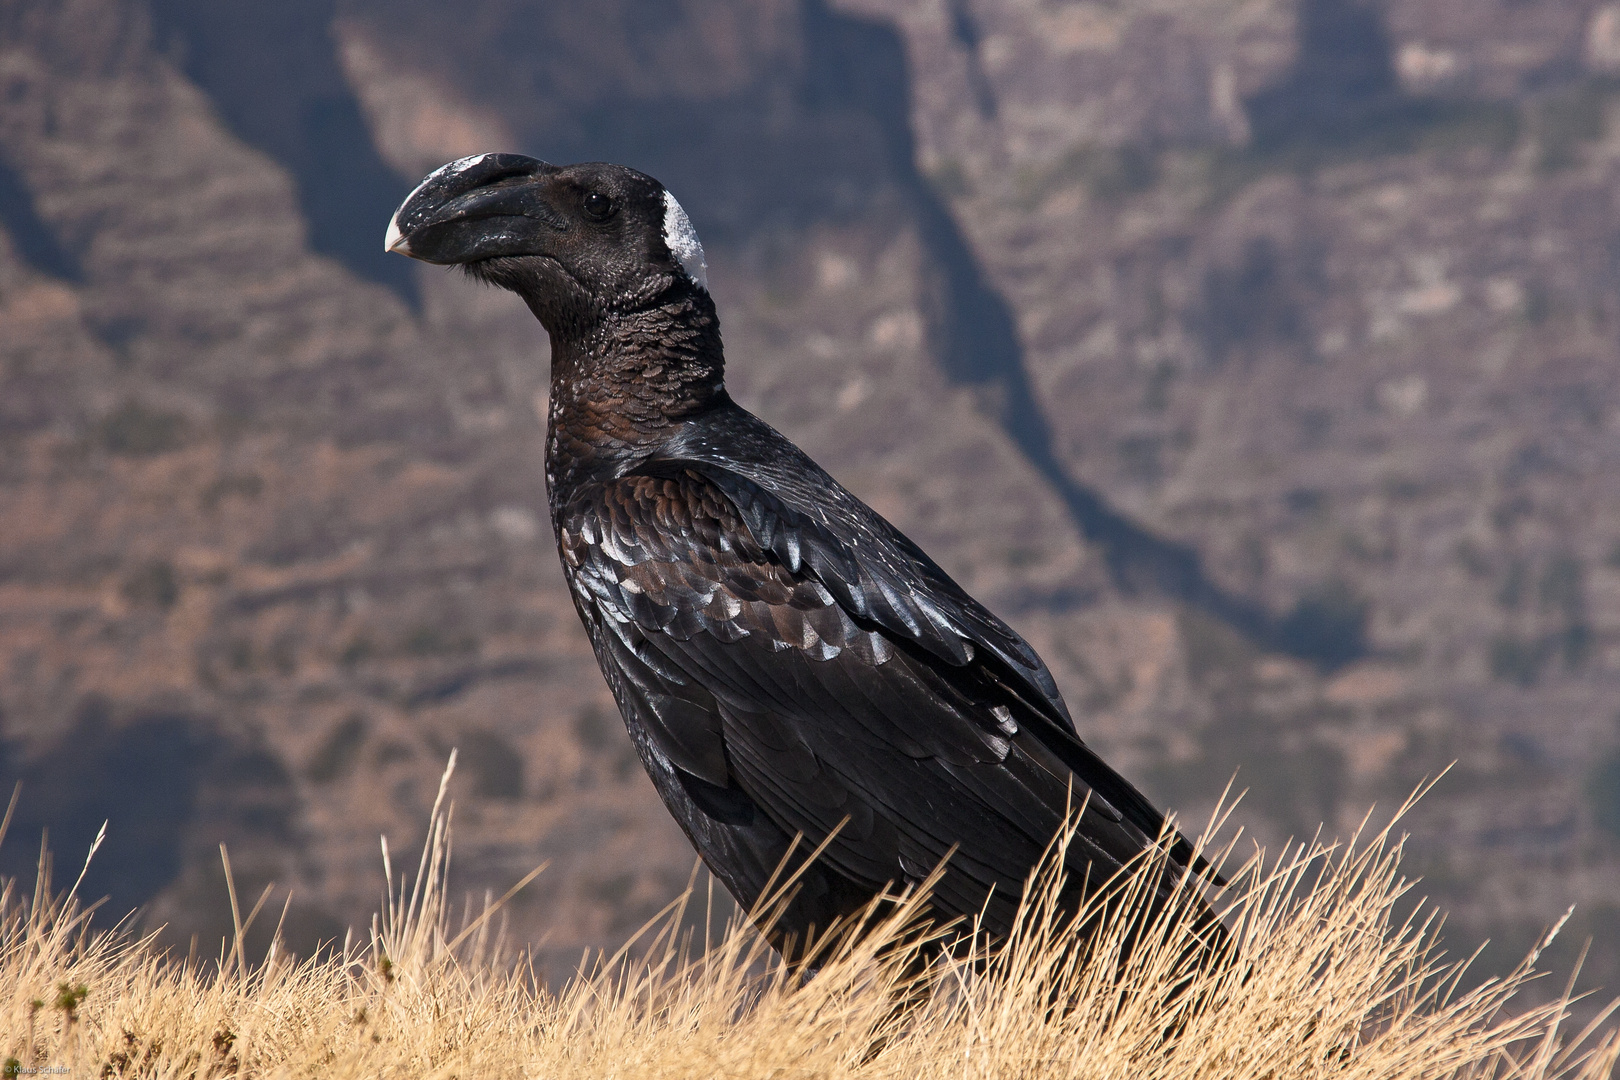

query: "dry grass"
left=1, top=759, right=1615, bottom=1080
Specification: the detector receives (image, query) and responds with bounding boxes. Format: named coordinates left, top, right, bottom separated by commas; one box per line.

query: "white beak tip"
left=384, top=217, right=406, bottom=254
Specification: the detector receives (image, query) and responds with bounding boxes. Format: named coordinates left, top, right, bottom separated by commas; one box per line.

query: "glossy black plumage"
left=387, top=155, right=1221, bottom=958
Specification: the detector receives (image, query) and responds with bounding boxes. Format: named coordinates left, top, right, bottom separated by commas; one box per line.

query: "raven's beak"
left=385, top=153, right=564, bottom=264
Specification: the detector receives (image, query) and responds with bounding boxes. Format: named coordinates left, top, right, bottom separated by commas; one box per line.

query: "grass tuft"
left=0, top=766, right=1615, bottom=1079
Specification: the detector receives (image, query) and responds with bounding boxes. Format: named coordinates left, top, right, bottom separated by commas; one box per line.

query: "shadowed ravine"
left=148, top=0, right=420, bottom=307
left=800, top=1, right=1363, bottom=667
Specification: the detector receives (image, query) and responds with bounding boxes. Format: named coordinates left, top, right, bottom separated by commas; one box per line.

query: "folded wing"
left=560, top=462, right=1215, bottom=933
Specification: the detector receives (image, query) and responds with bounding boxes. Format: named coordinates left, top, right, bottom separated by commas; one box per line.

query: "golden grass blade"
left=444, top=861, right=548, bottom=955
left=0, top=782, right=20, bottom=856
left=219, top=841, right=243, bottom=982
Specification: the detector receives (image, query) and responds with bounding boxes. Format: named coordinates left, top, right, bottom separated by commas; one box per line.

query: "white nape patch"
left=384, top=153, right=493, bottom=251
left=661, top=189, right=708, bottom=290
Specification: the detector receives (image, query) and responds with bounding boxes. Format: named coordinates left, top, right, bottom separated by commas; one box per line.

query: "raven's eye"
left=582, top=192, right=614, bottom=221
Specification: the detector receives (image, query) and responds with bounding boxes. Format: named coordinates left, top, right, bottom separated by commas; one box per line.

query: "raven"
left=386, top=154, right=1221, bottom=958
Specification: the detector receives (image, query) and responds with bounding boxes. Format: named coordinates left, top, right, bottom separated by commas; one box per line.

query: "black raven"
left=386, top=154, right=1221, bottom=958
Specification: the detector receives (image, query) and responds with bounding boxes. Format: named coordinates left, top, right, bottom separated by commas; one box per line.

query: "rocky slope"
left=1, top=0, right=1617, bottom=993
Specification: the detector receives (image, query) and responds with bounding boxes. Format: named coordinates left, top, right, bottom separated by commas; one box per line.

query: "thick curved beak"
left=385, top=153, right=564, bottom=264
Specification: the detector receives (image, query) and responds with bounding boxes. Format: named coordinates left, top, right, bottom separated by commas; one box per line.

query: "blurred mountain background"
left=1, top=0, right=1618, bottom=998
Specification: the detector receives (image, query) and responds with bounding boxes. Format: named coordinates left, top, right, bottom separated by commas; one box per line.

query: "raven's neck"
left=541, top=289, right=727, bottom=505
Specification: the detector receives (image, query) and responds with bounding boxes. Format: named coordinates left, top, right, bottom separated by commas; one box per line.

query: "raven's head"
left=385, top=154, right=708, bottom=332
